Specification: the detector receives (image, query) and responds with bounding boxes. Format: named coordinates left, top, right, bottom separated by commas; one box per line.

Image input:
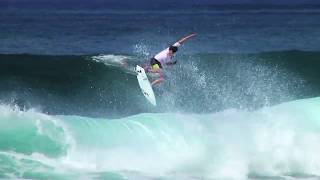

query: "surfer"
left=146, top=33, right=197, bottom=86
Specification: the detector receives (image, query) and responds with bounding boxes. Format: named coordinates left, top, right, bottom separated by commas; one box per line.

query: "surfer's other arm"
left=165, top=60, right=177, bottom=65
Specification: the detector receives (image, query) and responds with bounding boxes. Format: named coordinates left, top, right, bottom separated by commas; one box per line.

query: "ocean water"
left=1, top=5, right=320, bottom=179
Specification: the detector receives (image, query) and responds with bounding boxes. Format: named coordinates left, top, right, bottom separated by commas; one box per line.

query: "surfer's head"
left=169, top=45, right=178, bottom=53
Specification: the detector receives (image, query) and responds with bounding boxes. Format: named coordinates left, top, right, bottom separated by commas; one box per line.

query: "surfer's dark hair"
left=169, top=45, right=178, bottom=53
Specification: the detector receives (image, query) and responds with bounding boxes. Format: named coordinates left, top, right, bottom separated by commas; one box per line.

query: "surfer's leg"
left=151, top=68, right=164, bottom=86
left=148, top=58, right=165, bottom=86
left=151, top=78, right=164, bottom=86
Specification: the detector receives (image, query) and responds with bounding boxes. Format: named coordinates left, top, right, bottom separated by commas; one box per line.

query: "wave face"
left=0, top=97, right=320, bottom=179
left=0, top=51, right=319, bottom=117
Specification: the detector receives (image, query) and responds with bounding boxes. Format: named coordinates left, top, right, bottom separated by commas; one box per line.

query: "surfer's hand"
left=189, top=33, right=197, bottom=37
left=166, top=61, right=177, bottom=65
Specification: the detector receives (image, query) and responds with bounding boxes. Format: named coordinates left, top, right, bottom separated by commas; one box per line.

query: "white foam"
left=91, top=54, right=132, bottom=67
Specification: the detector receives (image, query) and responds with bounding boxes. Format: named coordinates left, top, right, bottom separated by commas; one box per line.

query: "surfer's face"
left=168, top=50, right=175, bottom=57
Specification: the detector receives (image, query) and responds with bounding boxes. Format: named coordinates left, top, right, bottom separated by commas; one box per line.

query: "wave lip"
left=0, top=106, right=71, bottom=158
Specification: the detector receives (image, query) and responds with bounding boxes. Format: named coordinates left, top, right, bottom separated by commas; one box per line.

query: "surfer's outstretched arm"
left=177, top=33, right=197, bottom=45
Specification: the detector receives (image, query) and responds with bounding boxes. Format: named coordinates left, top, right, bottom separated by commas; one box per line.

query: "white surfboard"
left=135, top=65, right=156, bottom=106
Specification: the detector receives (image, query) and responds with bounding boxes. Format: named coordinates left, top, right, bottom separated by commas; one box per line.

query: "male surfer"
left=145, top=33, right=197, bottom=86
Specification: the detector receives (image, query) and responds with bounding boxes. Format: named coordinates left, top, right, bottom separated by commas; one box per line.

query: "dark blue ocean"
left=1, top=6, right=320, bottom=54
left=1, top=5, right=320, bottom=179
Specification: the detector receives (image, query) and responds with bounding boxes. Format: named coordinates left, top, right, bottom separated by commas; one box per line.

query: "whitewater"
left=0, top=97, right=320, bottom=179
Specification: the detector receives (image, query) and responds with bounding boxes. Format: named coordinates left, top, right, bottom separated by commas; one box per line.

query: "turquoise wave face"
left=0, top=108, right=69, bottom=157
left=1, top=97, right=320, bottom=179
